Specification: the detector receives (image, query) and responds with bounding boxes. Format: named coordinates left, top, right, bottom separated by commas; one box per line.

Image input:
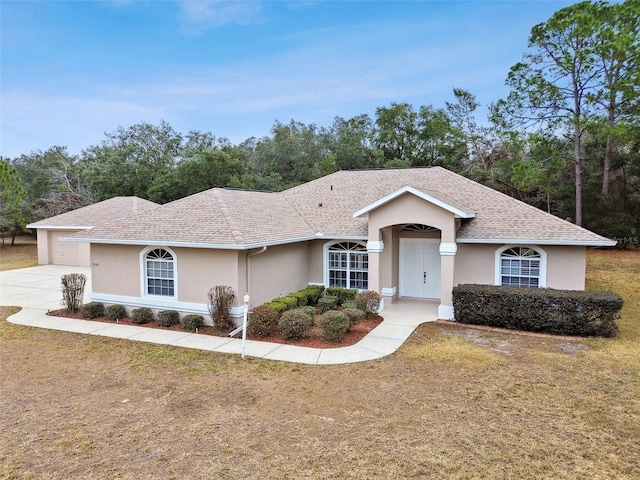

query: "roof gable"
left=353, top=185, right=476, bottom=219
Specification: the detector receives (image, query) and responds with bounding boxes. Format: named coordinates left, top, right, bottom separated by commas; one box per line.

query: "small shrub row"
left=131, top=307, right=154, bottom=324
left=182, top=314, right=204, bottom=331
left=157, top=310, right=180, bottom=327
left=318, top=295, right=339, bottom=314
left=81, top=301, right=104, bottom=319
left=106, top=304, right=127, bottom=321
left=279, top=308, right=315, bottom=340
left=324, top=287, right=357, bottom=305
left=452, top=284, right=623, bottom=337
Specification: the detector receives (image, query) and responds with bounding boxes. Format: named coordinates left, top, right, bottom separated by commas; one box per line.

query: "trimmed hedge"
left=182, top=314, right=204, bottom=331
left=320, top=310, right=349, bottom=342
left=325, top=287, right=357, bottom=305
left=342, top=308, right=365, bottom=330
left=81, top=302, right=105, bottom=319
left=248, top=305, right=281, bottom=336
left=131, top=307, right=154, bottom=324
left=105, top=304, right=127, bottom=321
left=279, top=308, right=315, bottom=340
left=318, top=295, right=339, bottom=314
left=301, top=285, right=325, bottom=305
left=157, top=310, right=180, bottom=327
left=452, top=284, right=623, bottom=337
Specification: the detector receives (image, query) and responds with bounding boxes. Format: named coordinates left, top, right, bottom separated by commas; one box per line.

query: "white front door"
left=399, top=238, right=441, bottom=299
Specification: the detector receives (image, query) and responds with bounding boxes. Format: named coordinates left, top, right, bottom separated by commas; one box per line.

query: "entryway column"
left=438, top=242, right=457, bottom=319
left=367, top=240, right=384, bottom=295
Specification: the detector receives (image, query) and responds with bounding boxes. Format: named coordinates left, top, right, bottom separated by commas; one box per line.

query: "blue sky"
left=1, top=0, right=576, bottom=158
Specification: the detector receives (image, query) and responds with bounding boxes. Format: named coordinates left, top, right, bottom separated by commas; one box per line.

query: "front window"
left=500, top=247, right=541, bottom=288
left=145, top=248, right=175, bottom=296
left=328, top=242, right=368, bottom=290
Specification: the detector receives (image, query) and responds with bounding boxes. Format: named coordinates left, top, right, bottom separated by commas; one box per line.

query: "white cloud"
left=176, top=0, right=264, bottom=31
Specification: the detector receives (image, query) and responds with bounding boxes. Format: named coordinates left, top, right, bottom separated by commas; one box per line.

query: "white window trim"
left=494, top=245, right=547, bottom=288
left=140, top=246, right=178, bottom=300
left=323, top=240, right=369, bottom=290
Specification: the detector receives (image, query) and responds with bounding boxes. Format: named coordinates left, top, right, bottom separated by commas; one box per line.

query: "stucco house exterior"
left=63, top=167, right=615, bottom=322
left=27, top=197, right=158, bottom=267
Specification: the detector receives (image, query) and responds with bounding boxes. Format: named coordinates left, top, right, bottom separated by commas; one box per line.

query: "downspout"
left=246, top=246, right=267, bottom=302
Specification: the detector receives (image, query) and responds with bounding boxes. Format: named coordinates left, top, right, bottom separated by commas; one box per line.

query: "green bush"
left=105, top=304, right=127, bottom=321
left=277, top=296, right=299, bottom=310
left=182, top=314, right=204, bottom=332
left=325, top=287, right=357, bottom=305
left=279, top=309, right=315, bottom=340
left=302, top=285, right=325, bottom=305
left=290, top=291, right=308, bottom=307
left=318, top=295, right=339, bottom=313
left=342, top=300, right=358, bottom=310
left=263, top=300, right=289, bottom=316
left=131, top=307, right=154, bottom=324
left=157, top=310, right=180, bottom=327
left=208, top=285, right=236, bottom=330
left=298, top=305, right=316, bottom=320
left=452, top=285, right=623, bottom=337
left=355, top=291, right=382, bottom=318
left=248, top=305, right=281, bottom=336
left=342, top=308, right=365, bottom=330
left=61, top=273, right=87, bottom=314
left=81, top=302, right=105, bottom=319
left=320, top=310, right=349, bottom=342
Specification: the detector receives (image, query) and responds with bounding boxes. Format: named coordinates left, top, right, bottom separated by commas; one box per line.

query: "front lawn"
left=1, top=249, right=638, bottom=479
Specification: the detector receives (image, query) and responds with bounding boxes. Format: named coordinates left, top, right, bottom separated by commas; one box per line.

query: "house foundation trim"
left=381, top=287, right=396, bottom=297
left=438, top=305, right=455, bottom=320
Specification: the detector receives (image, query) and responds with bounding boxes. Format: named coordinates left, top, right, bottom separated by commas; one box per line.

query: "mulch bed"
left=48, top=308, right=383, bottom=349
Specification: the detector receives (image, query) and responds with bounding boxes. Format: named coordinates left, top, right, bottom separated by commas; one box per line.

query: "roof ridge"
left=214, top=189, right=245, bottom=244
left=280, top=190, right=319, bottom=234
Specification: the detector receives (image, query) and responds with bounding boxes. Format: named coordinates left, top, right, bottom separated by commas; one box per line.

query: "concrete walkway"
left=0, top=266, right=438, bottom=365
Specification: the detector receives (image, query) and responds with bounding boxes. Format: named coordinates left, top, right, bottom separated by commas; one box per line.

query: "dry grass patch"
left=1, top=248, right=639, bottom=479
left=0, top=236, right=37, bottom=271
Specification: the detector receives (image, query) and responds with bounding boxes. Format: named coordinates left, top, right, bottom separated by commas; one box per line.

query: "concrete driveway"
left=1, top=265, right=437, bottom=364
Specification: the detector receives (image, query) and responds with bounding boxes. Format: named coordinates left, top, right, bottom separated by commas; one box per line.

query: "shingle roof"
left=27, top=197, right=159, bottom=229
left=69, top=189, right=315, bottom=247
left=68, top=167, right=613, bottom=247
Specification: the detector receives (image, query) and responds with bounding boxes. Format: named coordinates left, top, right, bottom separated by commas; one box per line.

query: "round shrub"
left=248, top=305, right=280, bottom=336
left=342, top=308, right=365, bottom=330
left=157, top=310, right=180, bottom=327
left=131, top=307, right=154, bottom=324
left=279, top=309, right=315, bottom=340
left=355, top=291, right=382, bottom=318
left=298, top=305, right=316, bottom=320
left=341, top=300, right=358, bottom=310
left=81, top=301, right=105, bottom=319
left=105, top=304, right=127, bottom=321
left=320, top=311, right=349, bottom=342
left=318, top=295, right=339, bottom=314
left=182, top=314, right=204, bottom=332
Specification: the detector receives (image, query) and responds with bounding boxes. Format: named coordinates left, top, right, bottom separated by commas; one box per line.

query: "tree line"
left=1, top=0, right=638, bottom=246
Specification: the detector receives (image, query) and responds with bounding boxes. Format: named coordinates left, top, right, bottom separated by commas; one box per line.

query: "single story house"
left=63, top=167, right=615, bottom=321
left=27, top=197, right=158, bottom=267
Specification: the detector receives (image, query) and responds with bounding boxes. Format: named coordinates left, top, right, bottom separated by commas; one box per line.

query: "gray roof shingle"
left=67, top=167, right=613, bottom=247
left=27, top=197, right=159, bottom=229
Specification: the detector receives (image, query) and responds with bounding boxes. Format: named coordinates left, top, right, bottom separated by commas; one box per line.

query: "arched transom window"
left=401, top=224, right=440, bottom=233
left=328, top=242, right=368, bottom=290
left=145, top=248, right=175, bottom=296
left=499, top=247, right=542, bottom=288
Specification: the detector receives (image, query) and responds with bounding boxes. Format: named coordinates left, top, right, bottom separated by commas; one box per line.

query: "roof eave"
left=457, top=238, right=617, bottom=247
left=26, top=225, right=92, bottom=230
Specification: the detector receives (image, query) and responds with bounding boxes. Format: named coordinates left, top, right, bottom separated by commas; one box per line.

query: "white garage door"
left=49, top=230, right=80, bottom=266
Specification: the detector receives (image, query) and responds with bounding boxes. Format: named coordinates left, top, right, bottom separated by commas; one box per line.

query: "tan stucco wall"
left=545, top=245, right=586, bottom=290
left=367, top=193, right=457, bottom=242
left=36, top=229, right=90, bottom=266
left=176, top=247, right=240, bottom=304
left=248, top=242, right=310, bottom=307
left=308, top=240, right=325, bottom=285
left=36, top=229, right=50, bottom=265
left=454, top=243, right=587, bottom=290
left=91, top=244, right=142, bottom=296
